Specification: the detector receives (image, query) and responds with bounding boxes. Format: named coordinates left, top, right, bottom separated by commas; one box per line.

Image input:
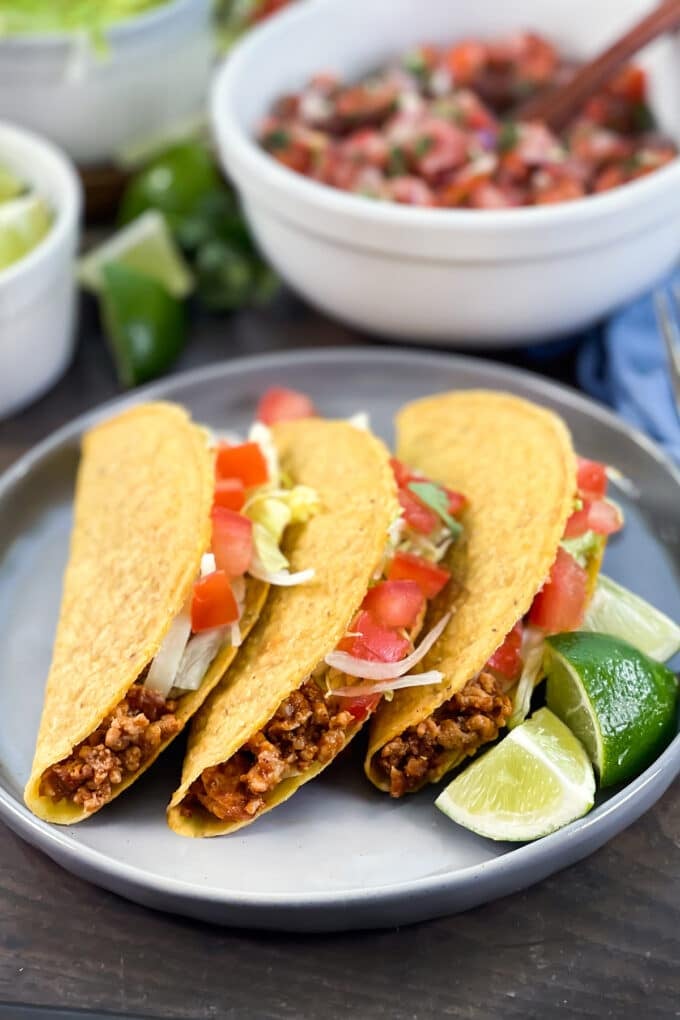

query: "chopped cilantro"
left=414, top=135, right=434, bottom=157
left=632, top=102, right=655, bottom=133
left=408, top=482, right=462, bottom=537
left=388, top=145, right=408, bottom=176
left=497, top=121, right=519, bottom=154
left=263, top=129, right=290, bottom=152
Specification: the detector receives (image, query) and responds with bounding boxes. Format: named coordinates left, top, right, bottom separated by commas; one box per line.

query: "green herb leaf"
left=263, top=129, right=290, bottom=152
left=497, top=121, right=519, bottom=154
left=408, top=482, right=462, bottom=537
left=414, top=135, right=434, bottom=157
left=388, top=145, right=408, bottom=177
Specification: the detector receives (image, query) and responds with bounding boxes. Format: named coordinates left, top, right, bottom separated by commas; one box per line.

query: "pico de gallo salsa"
left=258, top=31, right=677, bottom=208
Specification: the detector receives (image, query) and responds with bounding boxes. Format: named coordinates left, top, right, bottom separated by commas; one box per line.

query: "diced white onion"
left=347, top=412, right=371, bottom=431
left=173, top=627, right=227, bottom=692
left=230, top=622, right=243, bottom=648
left=144, top=609, right=192, bottom=697
left=201, top=553, right=217, bottom=576
left=332, top=670, right=445, bottom=698
left=248, top=564, right=316, bottom=586
left=248, top=422, right=280, bottom=487
left=324, top=612, right=451, bottom=680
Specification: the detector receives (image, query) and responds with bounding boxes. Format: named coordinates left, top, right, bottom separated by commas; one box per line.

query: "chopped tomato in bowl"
left=257, top=31, right=677, bottom=210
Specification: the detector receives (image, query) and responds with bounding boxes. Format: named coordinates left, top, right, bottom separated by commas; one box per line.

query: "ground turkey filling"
left=375, top=671, right=513, bottom=797
left=188, top=678, right=355, bottom=824
left=39, top=685, right=181, bottom=813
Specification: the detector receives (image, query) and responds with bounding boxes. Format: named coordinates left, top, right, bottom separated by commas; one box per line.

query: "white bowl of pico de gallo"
left=212, top=0, right=680, bottom=346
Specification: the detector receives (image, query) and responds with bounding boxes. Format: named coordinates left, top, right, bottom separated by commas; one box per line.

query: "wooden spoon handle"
left=517, top=0, right=680, bottom=131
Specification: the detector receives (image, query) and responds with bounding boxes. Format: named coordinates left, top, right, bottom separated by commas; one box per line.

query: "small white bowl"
left=212, top=0, right=680, bottom=346
left=0, top=121, right=82, bottom=419
left=0, top=0, right=214, bottom=166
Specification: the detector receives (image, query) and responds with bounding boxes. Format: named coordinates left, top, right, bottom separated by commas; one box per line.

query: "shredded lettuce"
left=560, top=530, right=602, bottom=569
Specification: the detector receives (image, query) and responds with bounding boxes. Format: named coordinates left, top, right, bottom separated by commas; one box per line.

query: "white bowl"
left=0, top=121, right=82, bottom=419
left=212, top=0, right=680, bottom=346
left=0, top=0, right=214, bottom=166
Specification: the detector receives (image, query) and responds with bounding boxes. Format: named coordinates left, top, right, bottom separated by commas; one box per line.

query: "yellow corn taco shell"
left=366, top=390, right=577, bottom=792
left=25, top=402, right=268, bottom=823
left=168, top=418, right=398, bottom=837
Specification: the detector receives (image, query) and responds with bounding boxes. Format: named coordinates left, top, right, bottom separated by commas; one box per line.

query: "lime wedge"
left=0, top=194, right=51, bottom=271
left=78, top=210, right=194, bottom=299
left=435, top=708, right=595, bottom=842
left=0, top=164, right=25, bottom=203
left=99, top=261, right=186, bottom=388
left=545, top=632, right=678, bottom=788
left=584, top=575, right=680, bottom=662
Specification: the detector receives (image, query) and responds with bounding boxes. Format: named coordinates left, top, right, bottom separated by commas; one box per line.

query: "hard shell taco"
left=25, top=401, right=315, bottom=823
left=168, top=412, right=468, bottom=836
left=366, top=390, right=623, bottom=797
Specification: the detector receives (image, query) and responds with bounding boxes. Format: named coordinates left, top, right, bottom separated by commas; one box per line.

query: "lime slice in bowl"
left=545, top=631, right=678, bottom=788
left=584, top=574, right=680, bottom=662
left=0, top=194, right=51, bottom=271
left=435, top=708, right=595, bottom=842
left=77, top=210, right=194, bottom=299
left=0, top=164, right=25, bottom=203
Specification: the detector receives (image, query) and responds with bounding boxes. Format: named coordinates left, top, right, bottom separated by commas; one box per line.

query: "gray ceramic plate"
left=1, top=348, right=679, bottom=933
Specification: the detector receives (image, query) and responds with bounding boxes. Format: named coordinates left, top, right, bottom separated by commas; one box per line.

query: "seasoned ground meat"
left=187, top=678, right=355, bottom=824
left=39, top=685, right=180, bottom=813
left=375, top=671, right=512, bottom=797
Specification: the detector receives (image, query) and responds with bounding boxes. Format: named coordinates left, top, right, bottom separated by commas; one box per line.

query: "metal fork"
left=654, top=284, right=680, bottom=423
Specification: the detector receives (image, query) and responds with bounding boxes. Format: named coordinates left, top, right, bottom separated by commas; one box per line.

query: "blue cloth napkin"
left=576, top=269, right=680, bottom=465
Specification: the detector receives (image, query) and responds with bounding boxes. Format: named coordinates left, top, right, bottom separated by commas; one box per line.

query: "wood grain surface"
left=1, top=296, right=677, bottom=1020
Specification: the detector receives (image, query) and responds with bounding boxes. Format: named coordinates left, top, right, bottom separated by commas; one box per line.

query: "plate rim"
left=2, top=345, right=679, bottom=923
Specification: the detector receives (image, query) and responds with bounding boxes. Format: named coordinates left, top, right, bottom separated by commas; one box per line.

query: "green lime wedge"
left=584, top=575, right=680, bottom=662
left=0, top=194, right=52, bottom=271
left=435, top=708, right=595, bottom=842
left=0, top=164, right=25, bottom=203
left=78, top=210, right=194, bottom=299
left=545, top=632, right=678, bottom=788
left=99, top=261, right=186, bottom=388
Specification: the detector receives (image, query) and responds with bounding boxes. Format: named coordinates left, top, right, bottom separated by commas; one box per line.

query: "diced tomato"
left=363, top=580, right=425, bottom=630
left=576, top=457, right=607, bottom=500
left=388, top=551, right=451, bottom=599
left=564, top=498, right=622, bottom=538
left=338, top=610, right=411, bottom=663
left=398, top=487, right=439, bottom=535
left=609, top=65, right=646, bottom=104
left=256, top=387, right=316, bottom=426
left=445, top=41, right=487, bottom=85
left=388, top=176, right=435, bottom=206
left=216, top=441, right=268, bottom=488
left=486, top=621, right=524, bottom=683
left=342, top=692, right=381, bottom=722
left=213, top=478, right=246, bottom=512
left=563, top=504, right=590, bottom=538
left=584, top=499, right=622, bottom=536
left=444, top=487, right=467, bottom=516
left=211, top=507, right=253, bottom=577
left=528, top=547, right=587, bottom=634
left=390, top=457, right=415, bottom=488
left=191, top=571, right=239, bottom=632
left=533, top=178, right=585, bottom=204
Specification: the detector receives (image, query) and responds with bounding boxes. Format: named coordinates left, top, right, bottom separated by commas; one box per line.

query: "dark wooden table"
left=2, top=297, right=678, bottom=1020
